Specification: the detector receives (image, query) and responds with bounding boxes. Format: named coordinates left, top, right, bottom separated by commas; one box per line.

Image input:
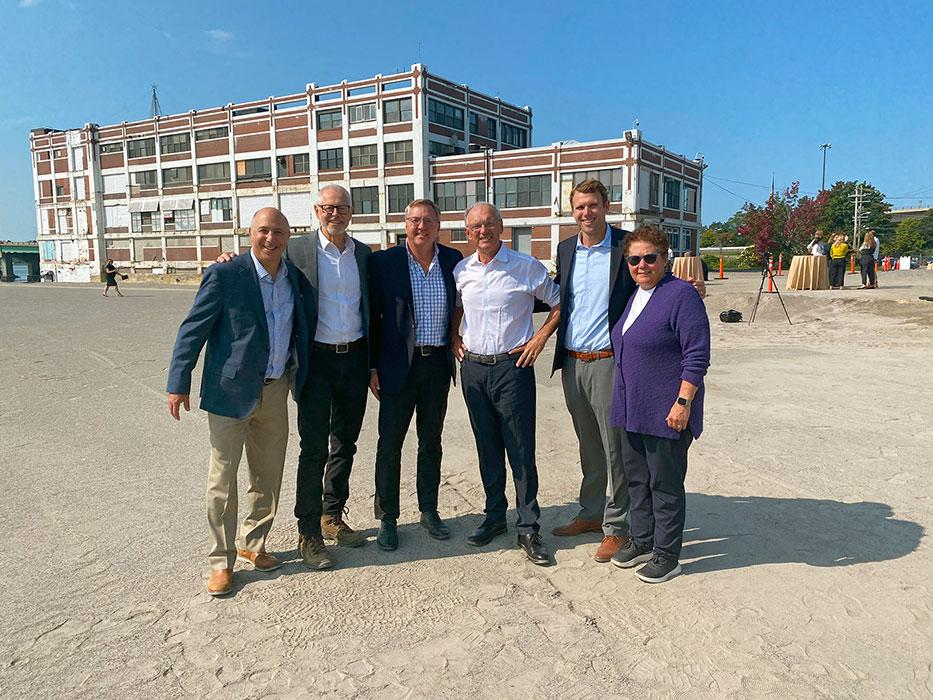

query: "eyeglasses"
left=626, top=254, right=660, bottom=266
left=317, top=204, right=351, bottom=215
left=466, top=221, right=499, bottom=232
left=405, top=217, right=439, bottom=227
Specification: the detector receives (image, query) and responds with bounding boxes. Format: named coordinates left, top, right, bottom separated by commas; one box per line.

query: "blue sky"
left=1, top=0, right=931, bottom=241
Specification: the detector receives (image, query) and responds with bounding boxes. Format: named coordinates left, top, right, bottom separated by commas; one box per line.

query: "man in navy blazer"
left=367, top=199, right=463, bottom=550
left=167, top=208, right=308, bottom=596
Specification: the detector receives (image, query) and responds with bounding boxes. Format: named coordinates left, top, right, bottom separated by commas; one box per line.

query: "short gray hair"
left=405, top=199, right=441, bottom=219
left=317, top=184, right=350, bottom=204
left=464, top=201, right=502, bottom=224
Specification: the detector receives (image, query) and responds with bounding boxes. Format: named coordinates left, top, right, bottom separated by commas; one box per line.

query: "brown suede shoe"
left=207, top=568, right=233, bottom=596
left=550, top=517, right=602, bottom=537
left=236, top=549, right=281, bottom=572
left=321, top=513, right=366, bottom=547
left=594, top=535, right=630, bottom=563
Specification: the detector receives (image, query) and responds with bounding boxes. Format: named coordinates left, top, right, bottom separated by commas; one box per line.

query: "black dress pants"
left=830, top=258, right=847, bottom=287
left=461, top=356, right=541, bottom=534
left=860, top=253, right=876, bottom=286
left=373, top=351, right=451, bottom=521
left=620, top=429, right=693, bottom=560
left=294, top=344, right=369, bottom=536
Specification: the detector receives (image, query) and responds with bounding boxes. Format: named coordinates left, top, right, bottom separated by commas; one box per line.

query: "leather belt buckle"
left=263, top=377, right=275, bottom=385
left=417, top=346, right=433, bottom=356
left=335, top=343, right=349, bottom=354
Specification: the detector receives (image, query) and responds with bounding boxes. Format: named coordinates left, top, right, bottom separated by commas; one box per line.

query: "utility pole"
left=849, top=184, right=866, bottom=247
left=150, top=84, right=163, bottom=118
left=819, top=143, right=832, bottom=192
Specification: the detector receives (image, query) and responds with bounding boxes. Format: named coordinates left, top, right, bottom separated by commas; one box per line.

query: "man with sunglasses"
left=367, top=199, right=463, bottom=551
left=549, top=179, right=704, bottom=564
left=281, top=185, right=373, bottom=569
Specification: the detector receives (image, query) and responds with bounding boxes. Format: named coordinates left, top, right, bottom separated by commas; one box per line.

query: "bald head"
left=249, top=207, right=291, bottom=274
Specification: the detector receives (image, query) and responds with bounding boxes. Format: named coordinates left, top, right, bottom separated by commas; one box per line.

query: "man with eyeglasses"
left=549, top=179, right=705, bottom=566
left=367, top=199, right=463, bottom=551
left=286, top=184, right=372, bottom=568
left=451, top=202, right=561, bottom=565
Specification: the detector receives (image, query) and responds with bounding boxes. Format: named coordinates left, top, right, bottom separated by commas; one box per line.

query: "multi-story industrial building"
left=29, top=64, right=703, bottom=281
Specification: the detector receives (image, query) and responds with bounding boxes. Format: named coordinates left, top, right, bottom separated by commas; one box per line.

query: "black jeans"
left=860, top=253, right=876, bottom=286
left=294, top=344, right=369, bottom=536
left=461, top=356, right=541, bottom=534
left=620, top=429, right=693, bottom=560
left=373, top=351, right=451, bottom=521
left=829, top=258, right=847, bottom=287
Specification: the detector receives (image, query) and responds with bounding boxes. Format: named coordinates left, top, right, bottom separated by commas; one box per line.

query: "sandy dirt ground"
left=1, top=268, right=931, bottom=698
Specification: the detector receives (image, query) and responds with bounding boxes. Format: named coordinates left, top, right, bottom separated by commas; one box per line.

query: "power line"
left=706, top=178, right=754, bottom=204
left=705, top=174, right=771, bottom=189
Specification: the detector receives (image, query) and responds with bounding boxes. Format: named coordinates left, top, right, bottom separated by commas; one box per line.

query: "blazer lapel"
left=238, top=254, right=269, bottom=336
left=610, top=227, right=625, bottom=291
left=399, top=247, right=415, bottom=311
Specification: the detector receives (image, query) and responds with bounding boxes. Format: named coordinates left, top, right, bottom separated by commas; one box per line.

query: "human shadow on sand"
left=681, top=493, right=923, bottom=574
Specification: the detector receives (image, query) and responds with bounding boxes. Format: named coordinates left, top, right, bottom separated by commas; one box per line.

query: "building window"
left=236, top=158, right=272, bottom=181
left=348, top=102, right=377, bottom=124
left=55, top=184, right=65, bottom=196
left=450, top=228, right=467, bottom=243
left=383, top=97, right=412, bottom=124
left=99, top=142, right=123, bottom=154
left=197, top=162, right=230, bottom=183
left=384, top=140, right=413, bottom=164
left=36, top=151, right=49, bottom=161
left=682, top=229, right=693, bottom=252
left=131, top=211, right=161, bottom=233
left=53, top=148, right=66, bottom=158
left=683, top=184, right=697, bottom=213
left=173, top=209, right=196, bottom=231
left=387, top=183, right=414, bottom=213
left=511, top=226, right=532, bottom=255
left=664, top=226, right=680, bottom=250
left=195, top=126, right=229, bottom=141
left=163, top=166, right=193, bottom=187
left=293, top=153, right=310, bottom=175
left=428, top=141, right=465, bottom=157
left=501, top=123, right=527, bottom=148
left=434, top=180, right=484, bottom=212
left=663, top=177, right=681, bottom=209
left=132, top=170, right=158, bottom=190
left=494, top=175, right=550, bottom=208
left=350, top=144, right=378, bottom=167
left=649, top=172, right=660, bottom=207
left=571, top=169, right=624, bottom=202
left=160, top=133, right=190, bottom=154
left=351, top=186, right=379, bottom=214
left=127, top=138, right=156, bottom=159
left=318, top=147, right=343, bottom=171
left=428, top=98, right=464, bottom=130
left=200, top=197, right=233, bottom=223
left=470, top=112, right=497, bottom=140
left=316, top=109, right=343, bottom=131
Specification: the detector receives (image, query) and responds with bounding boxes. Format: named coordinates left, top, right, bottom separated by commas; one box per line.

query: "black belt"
left=263, top=376, right=280, bottom=385
left=414, top=345, right=446, bottom=356
left=313, top=338, right=365, bottom=354
left=463, top=351, right=514, bottom=365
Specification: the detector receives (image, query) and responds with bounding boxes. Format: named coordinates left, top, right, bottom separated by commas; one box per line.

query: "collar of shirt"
left=575, top=223, right=612, bottom=251
left=406, top=242, right=439, bottom=274
left=466, top=241, right=509, bottom=268
left=317, top=229, right=355, bottom=256
left=250, top=249, right=288, bottom=282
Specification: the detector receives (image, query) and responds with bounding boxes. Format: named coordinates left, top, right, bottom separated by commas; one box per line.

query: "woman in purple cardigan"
left=608, top=226, right=710, bottom=583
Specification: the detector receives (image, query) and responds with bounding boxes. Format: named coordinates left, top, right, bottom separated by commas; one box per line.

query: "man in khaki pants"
left=167, top=208, right=308, bottom=595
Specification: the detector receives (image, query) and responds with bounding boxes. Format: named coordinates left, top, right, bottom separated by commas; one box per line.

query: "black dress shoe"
left=517, top=533, right=550, bottom=565
left=377, top=518, right=398, bottom=551
left=420, top=511, right=451, bottom=540
left=467, top=519, right=507, bottom=546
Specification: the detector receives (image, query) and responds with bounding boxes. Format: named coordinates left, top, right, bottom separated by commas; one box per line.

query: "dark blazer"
left=166, top=252, right=309, bottom=419
left=550, top=225, right=636, bottom=375
left=368, top=243, right=463, bottom=395
left=285, top=231, right=371, bottom=344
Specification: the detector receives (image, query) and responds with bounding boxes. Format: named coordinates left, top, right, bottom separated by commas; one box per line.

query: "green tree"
left=889, top=219, right=927, bottom=256
left=700, top=210, right=748, bottom=247
left=820, top=181, right=894, bottom=240
left=916, top=209, right=933, bottom=249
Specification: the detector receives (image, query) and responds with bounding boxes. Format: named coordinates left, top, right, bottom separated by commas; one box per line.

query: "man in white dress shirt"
left=451, top=202, right=561, bottom=565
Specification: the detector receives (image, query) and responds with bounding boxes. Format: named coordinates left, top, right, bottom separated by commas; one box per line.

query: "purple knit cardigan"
left=610, top=273, right=710, bottom=440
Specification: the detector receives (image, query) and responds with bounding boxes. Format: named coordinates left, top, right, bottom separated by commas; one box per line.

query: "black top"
left=105, top=263, right=117, bottom=284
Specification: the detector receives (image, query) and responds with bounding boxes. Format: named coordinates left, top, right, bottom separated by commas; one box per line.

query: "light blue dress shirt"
left=565, top=224, right=612, bottom=351
left=250, top=250, right=294, bottom=380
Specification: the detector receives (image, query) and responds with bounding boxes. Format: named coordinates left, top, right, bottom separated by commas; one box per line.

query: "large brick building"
left=29, top=64, right=703, bottom=281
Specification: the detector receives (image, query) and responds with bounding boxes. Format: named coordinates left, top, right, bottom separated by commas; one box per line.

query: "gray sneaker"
left=298, top=534, right=334, bottom=570
left=635, top=553, right=682, bottom=583
left=610, top=539, right=654, bottom=569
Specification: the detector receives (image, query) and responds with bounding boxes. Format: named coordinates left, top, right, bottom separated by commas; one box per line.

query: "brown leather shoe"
left=207, top=568, right=233, bottom=596
left=236, top=549, right=281, bottom=572
left=594, top=535, right=630, bottom=563
left=550, top=517, right=602, bottom=537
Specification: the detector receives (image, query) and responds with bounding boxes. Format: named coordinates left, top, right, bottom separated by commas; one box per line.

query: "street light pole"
left=819, top=143, right=832, bottom=192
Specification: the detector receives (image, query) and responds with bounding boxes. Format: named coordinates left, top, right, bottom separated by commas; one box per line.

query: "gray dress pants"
left=561, top=356, right=630, bottom=536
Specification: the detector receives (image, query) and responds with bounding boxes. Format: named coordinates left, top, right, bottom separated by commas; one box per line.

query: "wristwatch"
left=676, top=397, right=691, bottom=406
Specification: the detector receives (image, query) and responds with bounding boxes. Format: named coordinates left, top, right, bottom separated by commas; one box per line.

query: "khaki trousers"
left=206, top=376, right=290, bottom=570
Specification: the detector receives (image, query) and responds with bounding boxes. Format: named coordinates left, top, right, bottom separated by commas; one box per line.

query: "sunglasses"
left=626, top=253, right=660, bottom=265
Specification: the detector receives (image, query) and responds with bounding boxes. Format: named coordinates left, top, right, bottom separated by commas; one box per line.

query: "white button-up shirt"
left=250, top=250, right=294, bottom=379
left=454, top=243, right=560, bottom=355
left=314, top=230, right=363, bottom=344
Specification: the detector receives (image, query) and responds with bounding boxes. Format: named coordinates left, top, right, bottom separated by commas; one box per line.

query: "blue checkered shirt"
left=407, top=245, right=447, bottom=346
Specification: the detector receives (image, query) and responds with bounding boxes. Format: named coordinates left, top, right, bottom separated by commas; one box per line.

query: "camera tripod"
left=749, top=254, right=792, bottom=325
